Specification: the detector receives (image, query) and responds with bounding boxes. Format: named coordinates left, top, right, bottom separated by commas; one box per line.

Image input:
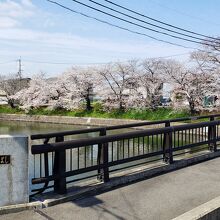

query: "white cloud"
left=0, top=0, right=35, bottom=28
left=0, top=28, right=189, bottom=56
left=0, top=17, right=19, bottom=28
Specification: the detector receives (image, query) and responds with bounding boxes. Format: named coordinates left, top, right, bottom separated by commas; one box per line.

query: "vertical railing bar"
left=34, top=154, right=36, bottom=178
left=201, top=126, right=204, bottom=141
left=147, top=135, right=150, bottom=153
left=117, top=141, right=119, bottom=160
left=112, top=142, right=114, bottom=162
left=128, top=139, right=130, bottom=158
left=52, top=151, right=54, bottom=172
left=122, top=139, right=125, bottom=159
left=40, top=154, right=42, bottom=178
left=178, top=131, right=180, bottom=147
left=181, top=130, right=184, bottom=146
left=91, top=145, right=93, bottom=166
left=77, top=147, right=80, bottom=170
left=193, top=128, right=195, bottom=143
left=200, top=127, right=201, bottom=142
left=173, top=131, right=176, bottom=148
left=84, top=146, right=87, bottom=168
left=156, top=134, right=159, bottom=152
left=189, top=129, right=191, bottom=144
left=151, top=135, right=154, bottom=152
left=70, top=149, right=72, bottom=171
left=196, top=128, right=198, bottom=143
left=133, top=138, right=135, bottom=156
left=143, top=136, right=145, bottom=154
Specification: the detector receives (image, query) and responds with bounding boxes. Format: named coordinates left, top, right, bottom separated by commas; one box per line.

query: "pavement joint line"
left=34, top=209, right=55, bottom=220
left=1, top=150, right=220, bottom=216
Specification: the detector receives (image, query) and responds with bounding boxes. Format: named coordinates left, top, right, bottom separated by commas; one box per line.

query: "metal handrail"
left=32, top=120, right=220, bottom=154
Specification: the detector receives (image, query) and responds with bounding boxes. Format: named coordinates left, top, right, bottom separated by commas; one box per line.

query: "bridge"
left=1, top=114, right=220, bottom=219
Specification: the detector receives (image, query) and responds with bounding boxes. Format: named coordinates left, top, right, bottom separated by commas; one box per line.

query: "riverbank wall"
left=0, top=113, right=161, bottom=128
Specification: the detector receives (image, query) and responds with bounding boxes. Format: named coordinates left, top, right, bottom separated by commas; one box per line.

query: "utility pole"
left=17, top=57, right=23, bottom=90
left=17, top=57, right=23, bottom=80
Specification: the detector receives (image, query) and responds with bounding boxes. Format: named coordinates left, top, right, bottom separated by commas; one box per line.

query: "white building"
left=0, top=90, right=8, bottom=105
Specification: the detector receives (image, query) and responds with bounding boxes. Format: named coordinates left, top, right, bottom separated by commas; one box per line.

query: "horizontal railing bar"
left=31, top=185, right=54, bottom=192
left=31, top=114, right=220, bottom=140
left=172, top=140, right=219, bottom=152
left=66, top=173, right=98, bottom=185
left=108, top=150, right=163, bottom=167
left=32, top=120, right=220, bottom=154
left=32, top=164, right=101, bottom=184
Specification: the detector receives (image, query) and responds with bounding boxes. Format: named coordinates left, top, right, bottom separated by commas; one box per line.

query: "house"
left=0, top=90, right=8, bottom=105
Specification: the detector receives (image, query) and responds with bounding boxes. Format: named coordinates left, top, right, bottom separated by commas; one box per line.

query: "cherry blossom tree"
left=58, top=66, right=100, bottom=111
left=190, top=40, right=220, bottom=108
left=0, top=73, right=30, bottom=108
left=135, top=59, right=164, bottom=110
left=96, top=60, right=138, bottom=111
left=163, top=59, right=217, bottom=114
left=11, top=73, right=54, bottom=109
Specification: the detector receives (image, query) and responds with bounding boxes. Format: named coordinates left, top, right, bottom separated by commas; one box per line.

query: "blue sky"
left=0, top=0, right=219, bottom=77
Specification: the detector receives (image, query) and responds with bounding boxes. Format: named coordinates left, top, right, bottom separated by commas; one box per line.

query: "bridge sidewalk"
left=2, top=157, right=220, bottom=220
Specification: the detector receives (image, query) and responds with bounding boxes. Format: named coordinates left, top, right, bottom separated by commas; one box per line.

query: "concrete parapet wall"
left=0, top=135, right=29, bottom=207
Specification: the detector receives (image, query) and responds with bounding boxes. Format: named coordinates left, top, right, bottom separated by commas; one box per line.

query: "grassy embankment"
left=0, top=104, right=192, bottom=121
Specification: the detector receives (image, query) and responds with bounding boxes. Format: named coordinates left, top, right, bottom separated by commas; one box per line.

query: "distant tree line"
left=1, top=40, right=220, bottom=114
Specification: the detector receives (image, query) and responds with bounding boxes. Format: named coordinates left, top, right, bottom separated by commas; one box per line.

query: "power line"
left=87, top=0, right=217, bottom=44
left=23, top=59, right=112, bottom=65
left=47, top=0, right=199, bottom=50
left=22, top=53, right=190, bottom=65
left=0, top=60, right=16, bottom=65
left=148, top=0, right=220, bottom=27
left=69, top=0, right=217, bottom=47
left=103, top=0, right=220, bottom=41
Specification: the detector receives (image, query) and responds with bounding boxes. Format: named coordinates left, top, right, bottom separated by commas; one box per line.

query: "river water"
left=0, top=120, right=94, bottom=136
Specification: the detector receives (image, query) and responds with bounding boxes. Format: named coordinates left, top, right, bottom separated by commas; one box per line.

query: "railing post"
left=97, top=128, right=109, bottom=182
left=53, top=136, right=66, bottom=194
left=208, top=116, right=217, bottom=152
left=163, top=122, right=173, bottom=164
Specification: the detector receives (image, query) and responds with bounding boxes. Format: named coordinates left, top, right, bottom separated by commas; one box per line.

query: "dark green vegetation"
left=0, top=104, right=192, bottom=120
left=0, top=105, right=23, bottom=114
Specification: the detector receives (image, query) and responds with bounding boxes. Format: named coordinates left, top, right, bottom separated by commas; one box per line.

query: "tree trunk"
left=85, top=95, right=92, bottom=111
left=188, top=99, right=196, bottom=115
left=8, top=98, right=15, bottom=108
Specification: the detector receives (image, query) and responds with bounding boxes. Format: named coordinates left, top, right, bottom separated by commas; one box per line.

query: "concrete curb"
left=0, top=202, right=42, bottom=215
left=172, top=196, right=220, bottom=220
left=1, top=150, right=220, bottom=215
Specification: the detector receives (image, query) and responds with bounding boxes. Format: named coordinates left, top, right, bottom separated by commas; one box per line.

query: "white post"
left=0, top=135, right=29, bottom=206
